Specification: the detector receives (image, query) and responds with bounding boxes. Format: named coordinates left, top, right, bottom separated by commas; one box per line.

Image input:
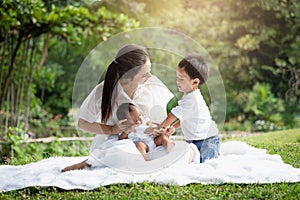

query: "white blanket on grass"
left=1, top=141, right=300, bottom=192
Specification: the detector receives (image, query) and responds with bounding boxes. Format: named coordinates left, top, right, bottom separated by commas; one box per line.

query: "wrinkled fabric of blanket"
left=1, top=141, right=300, bottom=192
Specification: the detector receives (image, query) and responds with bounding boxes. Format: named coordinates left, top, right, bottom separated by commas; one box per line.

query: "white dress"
left=77, top=76, right=199, bottom=173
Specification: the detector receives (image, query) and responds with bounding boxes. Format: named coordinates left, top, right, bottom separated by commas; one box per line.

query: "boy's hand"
left=151, top=128, right=165, bottom=137
left=165, top=126, right=176, bottom=137
left=144, top=121, right=160, bottom=135
left=144, top=127, right=157, bottom=135
left=154, top=126, right=175, bottom=137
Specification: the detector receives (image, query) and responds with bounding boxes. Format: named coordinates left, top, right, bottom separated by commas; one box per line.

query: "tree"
left=0, top=0, right=139, bottom=133
left=126, top=0, right=300, bottom=127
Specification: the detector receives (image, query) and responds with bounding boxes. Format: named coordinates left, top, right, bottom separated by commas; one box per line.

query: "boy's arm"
left=171, top=120, right=180, bottom=129
left=164, top=119, right=180, bottom=137
left=145, top=113, right=178, bottom=136
left=160, top=112, right=177, bottom=128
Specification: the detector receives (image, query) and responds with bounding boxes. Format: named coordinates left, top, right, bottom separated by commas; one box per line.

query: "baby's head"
left=116, top=103, right=143, bottom=125
left=178, top=53, right=209, bottom=86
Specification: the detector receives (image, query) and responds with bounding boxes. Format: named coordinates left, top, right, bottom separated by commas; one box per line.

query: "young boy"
left=156, top=53, right=220, bottom=163
left=116, top=103, right=175, bottom=161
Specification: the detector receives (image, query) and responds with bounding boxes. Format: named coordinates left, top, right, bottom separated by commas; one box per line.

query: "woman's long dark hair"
left=101, top=44, right=149, bottom=123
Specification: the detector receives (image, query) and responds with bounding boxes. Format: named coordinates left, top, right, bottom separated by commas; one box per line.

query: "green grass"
left=1, top=182, right=300, bottom=200
left=235, top=128, right=300, bottom=144
left=1, top=129, right=300, bottom=199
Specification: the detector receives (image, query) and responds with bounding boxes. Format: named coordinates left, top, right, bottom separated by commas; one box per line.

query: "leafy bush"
left=252, top=120, right=284, bottom=132
left=0, top=136, right=91, bottom=165
left=222, top=120, right=251, bottom=132
left=233, top=83, right=287, bottom=132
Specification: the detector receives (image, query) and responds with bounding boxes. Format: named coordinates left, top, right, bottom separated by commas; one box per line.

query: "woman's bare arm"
left=78, top=118, right=121, bottom=135
left=118, top=132, right=129, bottom=140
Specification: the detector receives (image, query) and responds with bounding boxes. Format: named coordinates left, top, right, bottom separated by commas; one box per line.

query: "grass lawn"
left=1, top=129, right=300, bottom=199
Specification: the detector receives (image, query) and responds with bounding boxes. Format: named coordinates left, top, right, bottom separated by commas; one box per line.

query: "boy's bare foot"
left=166, top=141, right=175, bottom=153
left=61, top=160, right=88, bottom=172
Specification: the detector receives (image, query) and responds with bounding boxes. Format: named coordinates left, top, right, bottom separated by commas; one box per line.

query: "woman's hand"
left=113, top=119, right=136, bottom=134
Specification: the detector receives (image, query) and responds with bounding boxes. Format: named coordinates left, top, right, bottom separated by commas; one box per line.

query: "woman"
left=61, top=44, right=198, bottom=173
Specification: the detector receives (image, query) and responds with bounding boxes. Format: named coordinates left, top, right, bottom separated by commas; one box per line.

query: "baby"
left=116, top=103, right=175, bottom=161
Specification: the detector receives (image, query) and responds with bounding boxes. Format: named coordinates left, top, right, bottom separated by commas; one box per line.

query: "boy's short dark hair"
left=116, top=103, right=135, bottom=120
left=178, top=53, right=209, bottom=85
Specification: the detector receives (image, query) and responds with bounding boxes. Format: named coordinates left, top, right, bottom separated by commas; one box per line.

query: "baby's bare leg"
left=166, top=141, right=175, bottom=153
left=61, top=159, right=89, bottom=172
left=136, top=142, right=149, bottom=161
left=155, top=135, right=175, bottom=153
left=154, top=135, right=163, bottom=146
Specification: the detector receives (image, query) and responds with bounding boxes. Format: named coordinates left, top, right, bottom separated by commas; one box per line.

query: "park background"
left=1, top=0, right=299, bottom=159
left=0, top=0, right=300, bottom=199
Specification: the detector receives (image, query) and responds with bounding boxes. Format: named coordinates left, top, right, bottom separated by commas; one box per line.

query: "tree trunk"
left=0, top=41, right=6, bottom=96
left=0, top=32, right=23, bottom=109
left=11, top=84, right=17, bottom=127
left=23, top=34, right=51, bottom=129
left=24, top=41, right=35, bottom=130
left=0, top=38, right=7, bottom=125
left=37, top=33, right=51, bottom=69
left=39, top=33, right=52, bottom=103
left=16, top=40, right=29, bottom=127
left=5, top=87, right=10, bottom=133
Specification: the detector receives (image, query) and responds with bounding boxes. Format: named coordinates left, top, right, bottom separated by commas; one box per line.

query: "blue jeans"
left=186, top=135, right=220, bottom=163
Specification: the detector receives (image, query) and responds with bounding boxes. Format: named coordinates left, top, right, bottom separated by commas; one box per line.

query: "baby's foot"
left=166, top=141, right=175, bottom=153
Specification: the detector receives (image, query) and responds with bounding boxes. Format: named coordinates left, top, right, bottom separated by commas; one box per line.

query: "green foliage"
left=0, top=0, right=140, bottom=134
left=224, top=83, right=287, bottom=132
left=252, top=120, right=284, bottom=132
left=222, top=120, right=252, bottom=132
left=38, top=4, right=139, bottom=117
left=0, top=0, right=94, bottom=43
left=236, top=83, right=286, bottom=131
left=0, top=183, right=299, bottom=199
left=1, top=125, right=25, bottom=161
left=1, top=1, right=300, bottom=198
left=0, top=0, right=95, bottom=132
left=128, top=0, right=300, bottom=129
left=233, top=128, right=300, bottom=145
left=243, top=83, right=283, bottom=118
left=1, top=0, right=300, bottom=141
left=1, top=137, right=91, bottom=164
